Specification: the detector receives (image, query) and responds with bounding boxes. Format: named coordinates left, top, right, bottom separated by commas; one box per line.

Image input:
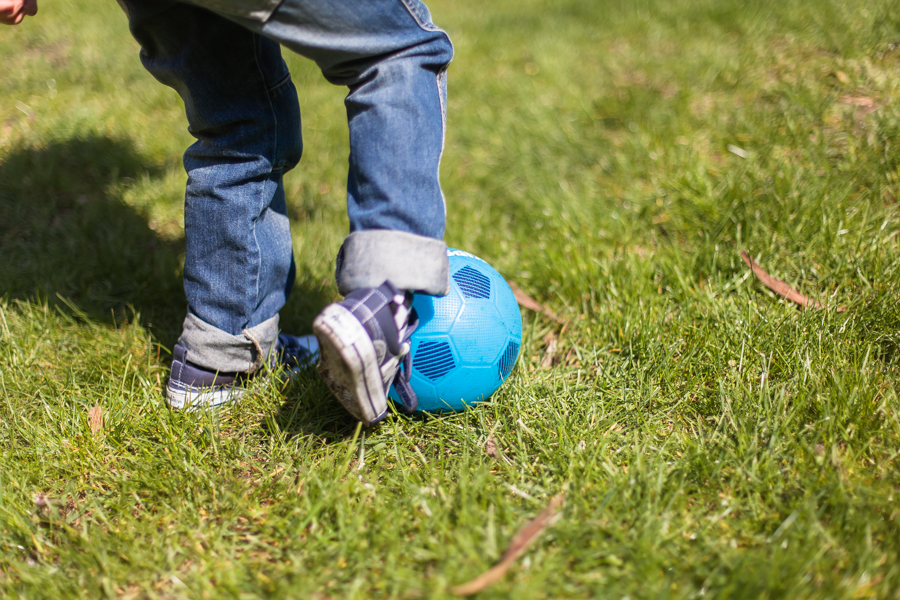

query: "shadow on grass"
left=0, top=133, right=336, bottom=352
left=269, top=370, right=446, bottom=446
left=266, top=365, right=370, bottom=444
left=0, top=133, right=358, bottom=437
left=0, top=134, right=188, bottom=343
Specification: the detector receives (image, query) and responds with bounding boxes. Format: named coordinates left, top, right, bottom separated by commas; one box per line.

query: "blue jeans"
left=120, top=0, right=453, bottom=372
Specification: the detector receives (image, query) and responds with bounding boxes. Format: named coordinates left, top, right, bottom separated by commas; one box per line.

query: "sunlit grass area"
left=2, top=0, right=900, bottom=597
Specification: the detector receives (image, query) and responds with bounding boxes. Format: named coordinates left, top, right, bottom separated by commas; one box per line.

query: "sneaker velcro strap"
left=392, top=351, right=418, bottom=413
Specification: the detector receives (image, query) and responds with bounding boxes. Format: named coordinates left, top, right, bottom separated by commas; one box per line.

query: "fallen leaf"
left=507, top=281, right=565, bottom=325
left=727, top=144, right=747, bottom=158
left=485, top=437, right=499, bottom=459
left=541, top=338, right=558, bottom=369
left=33, top=494, right=53, bottom=522
left=88, top=406, right=103, bottom=435
left=838, top=95, right=875, bottom=108
left=451, top=493, right=565, bottom=596
left=741, top=250, right=846, bottom=312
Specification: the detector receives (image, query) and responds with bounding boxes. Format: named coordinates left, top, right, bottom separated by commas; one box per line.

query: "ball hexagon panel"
left=448, top=300, right=507, bottom=365
left=412, top=340, right=456, bottom=380
left=452, top=265, right=491, bottom=299
left=493, top=273, right=520, bottom=319
left=416, top=365, right=500, bottom=411
left=389, top=249, right=523, bottom=412
left=413, top=283, right=464, bottom=335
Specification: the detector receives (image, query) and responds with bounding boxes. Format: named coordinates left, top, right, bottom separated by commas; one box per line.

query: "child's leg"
left=237, top=0, right=455, bottom=423
left=122, top=0, right=452, bottom=419
left=122, top=0, right=303, bottom=374
left=257, top=0, right=454, bottom=297
left=199, top=0, right=454, bottom=297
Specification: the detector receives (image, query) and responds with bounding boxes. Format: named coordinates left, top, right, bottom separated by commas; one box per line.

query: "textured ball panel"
left=449, top=301, right=507, bottom=365
left=414, top=365, right=501, bottom=412
left=452, top=265, right=491, bottom=299
left=413, top=340, right=456, bottom=381
left=492, top=268, right=522, bottom=328
left=498, top=341, right=520, bottom=379
left=414, top=284, right=464, bottom=335
left=389, top=248, right=523, bottom=412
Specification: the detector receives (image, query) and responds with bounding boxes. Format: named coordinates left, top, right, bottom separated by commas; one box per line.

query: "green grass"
left=2, top=0, right=900, bottom=597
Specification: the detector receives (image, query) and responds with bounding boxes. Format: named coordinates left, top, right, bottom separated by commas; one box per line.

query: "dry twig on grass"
left=451, top=493, right=565, bottom=596
left=485, top=437, right=499, bottom=460
left=740, top=250, right=846, bottom=313
left=507, top=281, right=568, bottom=367
left=507, top=281, right=566, bottom=325
left=88, top=406, right=103, bottom=435
left=540, top=338, right=558, bottom=369
left=838, top=95, right=874, bottom=107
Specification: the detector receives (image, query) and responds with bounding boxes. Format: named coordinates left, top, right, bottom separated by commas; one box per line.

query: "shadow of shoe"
left=266, top=367, right=361, bottom=444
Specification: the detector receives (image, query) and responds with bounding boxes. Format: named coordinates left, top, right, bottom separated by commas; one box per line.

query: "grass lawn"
left=2, top=0, right=900, bottom=597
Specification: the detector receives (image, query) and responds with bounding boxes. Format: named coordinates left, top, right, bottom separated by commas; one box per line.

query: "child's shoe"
left=166, top=333, right=319, bottom=410
left=313, top=281, right=418, bottom=425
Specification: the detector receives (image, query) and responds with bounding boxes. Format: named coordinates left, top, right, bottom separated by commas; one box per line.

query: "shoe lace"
left=390, top=294, right=419, bottom=413
left=275, top=334, right=311, bottom=368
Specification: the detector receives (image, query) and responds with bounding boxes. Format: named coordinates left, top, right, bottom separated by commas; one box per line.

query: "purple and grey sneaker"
left=165, top=333, right=319, bottom=410
left=313, top=281, right=419, bottom=426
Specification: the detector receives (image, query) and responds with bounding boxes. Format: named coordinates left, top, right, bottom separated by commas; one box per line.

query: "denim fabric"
left=121, top=0, right=453, bottom=372
left=256, top=0, right=452, bottom=239
left=187, top=0, right=280, bottom=21
left=335, top=230, right=449, bottom=296
left=179, top=312, right=280, bottom=372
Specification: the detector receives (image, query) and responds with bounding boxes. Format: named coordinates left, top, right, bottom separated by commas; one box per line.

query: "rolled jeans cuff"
left=178, top=311, right=280, bottom=373
left=335, top=230, right=449, bottom=296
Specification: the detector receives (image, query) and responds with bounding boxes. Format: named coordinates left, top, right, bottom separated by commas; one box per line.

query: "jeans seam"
left=395, top=0, right=456, bottom=64
left=395, top=0, right=453, bottom=224
left=250, top=33, right=280, bottom=323
left=190, top=0, right=280, bottom=22
left=267, top=71, right=292, bottom=94
left=269, top=72, right=295, bottom=172
left=242, top=326, right=266, bottom=372
left=436, top=68, right=447, bottom=221
left=395, top=0, right=435, bottom=31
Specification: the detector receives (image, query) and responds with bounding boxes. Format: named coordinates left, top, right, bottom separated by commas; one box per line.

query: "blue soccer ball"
left=389, top=249, right=523, bottom=412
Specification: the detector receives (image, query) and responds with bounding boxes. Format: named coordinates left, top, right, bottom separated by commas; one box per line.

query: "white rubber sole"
left=313, top=304, right=388, bottom=425
left=165, top=384, right=244, bottom=411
